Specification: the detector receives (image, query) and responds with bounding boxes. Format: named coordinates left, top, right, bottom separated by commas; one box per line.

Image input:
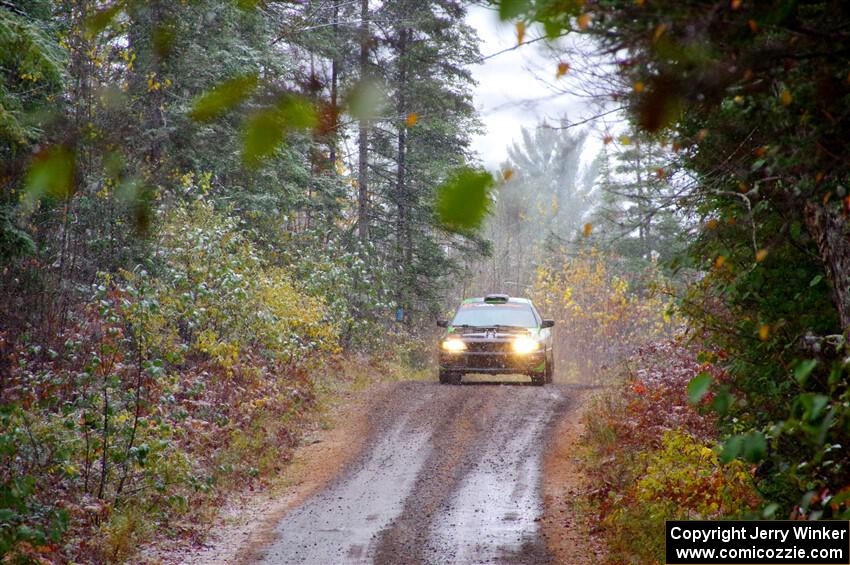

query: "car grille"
left=463, top=340, right=513, bottom=353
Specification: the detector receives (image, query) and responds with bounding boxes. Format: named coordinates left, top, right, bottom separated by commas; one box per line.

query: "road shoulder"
left=540, top=387, right=608, bottom=564
left=139, top=381, right=395, bottom=565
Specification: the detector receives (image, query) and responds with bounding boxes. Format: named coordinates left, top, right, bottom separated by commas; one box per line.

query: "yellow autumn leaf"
left=731, top=0, right=743, bottom=9
left=780, top=89, right=792, bottom=106
left=758, top=324, right=770, bottom=341
left=577, top=13, right=591, bottom=30
left=619, top=135, right=631, bottom=145
left=748, top=19, right=759, bottom=32
left=603, top=135, right=613, bottom=145
left=516, top=21, right=526, bottom=45
left=633, top=81, right=645, bottom=93
left=705, top=218, right=719, bottom=230
left=756, top=249, right=768, bottom=262
left=714, top=255, right=726, bottom=268
left=556, top=62, right=569, bottom=78
left=406, top=112, right=418, bottom=127
left=503, top=168, right=514, bottom=181
left=583, top=223, right=593, bottom=237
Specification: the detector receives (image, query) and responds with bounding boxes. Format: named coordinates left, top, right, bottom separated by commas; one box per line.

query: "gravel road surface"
left=257, top=381, right=573, bottom=565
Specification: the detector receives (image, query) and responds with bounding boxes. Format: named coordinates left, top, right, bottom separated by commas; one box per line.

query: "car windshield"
left=451, top=303, right=537, bottom=328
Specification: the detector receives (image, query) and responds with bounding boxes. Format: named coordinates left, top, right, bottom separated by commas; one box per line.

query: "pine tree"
left=592, top=131, right=685, bottom=265
left=367, top=0, right=482, bottom=322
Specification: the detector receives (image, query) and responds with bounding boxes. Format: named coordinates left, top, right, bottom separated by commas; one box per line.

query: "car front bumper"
left=439, top=350, right=547, bottom=374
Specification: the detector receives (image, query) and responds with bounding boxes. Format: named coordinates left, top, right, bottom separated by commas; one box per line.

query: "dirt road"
left=254, top=381, right=577, bottom=565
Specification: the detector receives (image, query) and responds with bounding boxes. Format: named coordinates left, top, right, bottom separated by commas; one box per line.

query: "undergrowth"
left=578, top=337, right=760, bottom=564
left=0, top=201, right=424, bottom=564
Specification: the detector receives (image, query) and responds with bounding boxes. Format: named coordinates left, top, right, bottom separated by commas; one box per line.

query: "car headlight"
left=512, top=335, right=540, bottom=354
left=441, top=339, right=466, bottom=352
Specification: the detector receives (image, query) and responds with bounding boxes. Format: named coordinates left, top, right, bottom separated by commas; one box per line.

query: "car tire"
left=545, top=356, right=554, bottom=384
left=530, top=373, right=545, bottom=386
left=439, top=370, right=462, bottom=385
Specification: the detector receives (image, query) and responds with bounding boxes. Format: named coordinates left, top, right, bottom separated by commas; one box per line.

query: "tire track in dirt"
left=254, top=382, right=577, bottom=565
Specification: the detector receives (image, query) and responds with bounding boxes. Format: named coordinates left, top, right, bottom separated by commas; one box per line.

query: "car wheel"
left=530, top=373, right=545, bottom=386
left=439, top=370, right=462, bottom=385
left=545, top=356, right=554, bottom=384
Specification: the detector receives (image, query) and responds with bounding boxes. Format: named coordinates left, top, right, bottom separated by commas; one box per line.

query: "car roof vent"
left=483, top=293, right=510, bottom=303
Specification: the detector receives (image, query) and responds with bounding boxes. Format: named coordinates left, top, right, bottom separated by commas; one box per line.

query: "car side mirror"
left=436, top=320, right=449, bottom=328
left=541, top=319, right=555, bottom=328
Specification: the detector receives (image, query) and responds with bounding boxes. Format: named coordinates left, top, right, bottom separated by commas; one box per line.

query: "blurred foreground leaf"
left=498, top=0, right=530, bottom=20
left=686, top=371, right=711, bottom=404
left=23, top=146, right=75, bottom=205
left=85, top=4, right=122, bottom=39
left=434, top=167, right=494, bottom=232
left=793, top=359, right=818, bottom=385
left=116, top=179, right=154, bottom=233
left=720, top=435, right=744, bottom=463
left=345, top=81, right=386, bottom=121
left=190, top=74, right=258, bottom=122
left=242, top=95, right=317, bottom=168
left=742, top=432, right=767, bottom=463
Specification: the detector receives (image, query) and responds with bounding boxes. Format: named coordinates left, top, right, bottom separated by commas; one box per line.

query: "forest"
left=2, top=0, right=850, bottom=563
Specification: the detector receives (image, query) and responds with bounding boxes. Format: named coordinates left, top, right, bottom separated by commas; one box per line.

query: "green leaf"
left=498, top=0, right=530, bottom=20
left=23, top=146, right=75, bottom=205
left=345, top=80, right=386, bottom=120
left=276, top=95, right=318, bottom=130
left=711, top=389, right=732, bottom=415
left=241, top=96, right=317, bottom=168
left=686, top=371, right=712, bottom=404
left=543, top=19, right=562, bottom=39
left=793, top=359, right=818, bottom=385
left=434, top=167, right=495, bottom=232
left=742, top=432, right=767, bottom=463
left=190, top=74, right=258, bottom=122
left=797, top=393, right=829, bottom=421
left=809, top=274, right=823, bottom=287
left=762, top=502, right=779, bottom=518
left=720, top=435, right=743, bottom=463
left=85, top=5, right=122, bottom=39
left=242, top=110, right=285, bottom=167
left=828, top=364, right=843, bottom=385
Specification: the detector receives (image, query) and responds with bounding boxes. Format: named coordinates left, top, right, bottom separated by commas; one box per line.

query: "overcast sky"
left=465, top=5, right=606, bottom=170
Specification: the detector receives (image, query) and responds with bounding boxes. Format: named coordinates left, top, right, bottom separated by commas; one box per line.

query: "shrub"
left=580, top=337, right=759, bottom=564
left=1, top=200, right=340, bottom=563
left=604, top=431, right=757, bottom=564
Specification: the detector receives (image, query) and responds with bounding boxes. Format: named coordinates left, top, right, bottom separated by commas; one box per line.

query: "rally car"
left=436, top=294, right=555, bottom=386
